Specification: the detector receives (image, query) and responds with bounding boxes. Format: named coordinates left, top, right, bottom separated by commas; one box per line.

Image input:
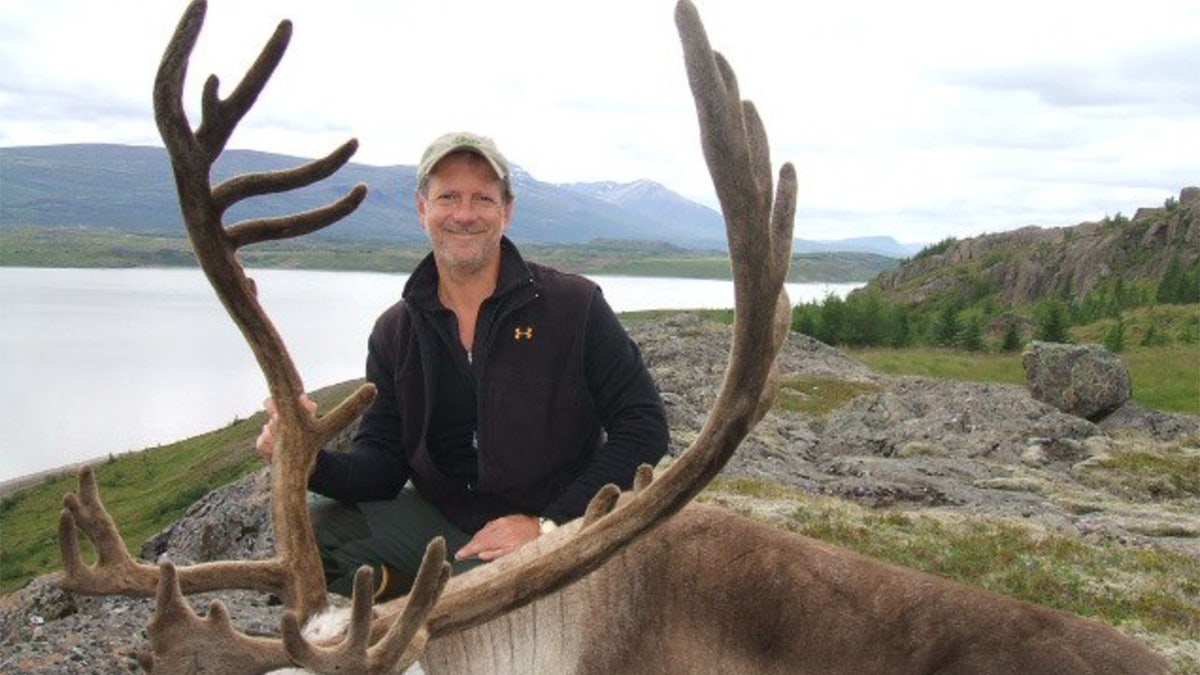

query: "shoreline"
left=0, top=460, right=96, bottom=499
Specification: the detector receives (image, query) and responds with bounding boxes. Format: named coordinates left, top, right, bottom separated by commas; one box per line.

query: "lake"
left=0, top=267, right=860, bottom=482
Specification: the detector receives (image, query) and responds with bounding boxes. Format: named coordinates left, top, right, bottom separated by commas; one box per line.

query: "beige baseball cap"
left=417, top=131, right=512, bottom=195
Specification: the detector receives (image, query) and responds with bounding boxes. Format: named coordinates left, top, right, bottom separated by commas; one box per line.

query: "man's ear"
left=502, top=197, right=515, bottom=232
left=416, top=191, right=429, bottom=225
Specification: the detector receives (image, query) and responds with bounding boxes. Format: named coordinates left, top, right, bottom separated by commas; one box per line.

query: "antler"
left=366, top=0, right=797, bottom=640
left=57, top=0, right=388, bottom=671
left=150, top=0, right=381, bottom=621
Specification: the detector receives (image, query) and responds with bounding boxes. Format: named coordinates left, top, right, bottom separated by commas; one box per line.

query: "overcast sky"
left=1, top=0, right=1196, bottom=244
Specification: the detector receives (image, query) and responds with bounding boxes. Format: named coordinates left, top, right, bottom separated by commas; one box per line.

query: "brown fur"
left=423, top=503, right=1169, bottom=674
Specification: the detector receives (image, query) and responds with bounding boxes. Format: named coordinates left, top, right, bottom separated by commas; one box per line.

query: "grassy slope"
left=0, top=381, right=362, bottom=595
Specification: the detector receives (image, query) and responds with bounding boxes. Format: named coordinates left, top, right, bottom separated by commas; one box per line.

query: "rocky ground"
left=643, top=315, right=1199, bottom=558
left=2, top=312, right=1197, bottom=673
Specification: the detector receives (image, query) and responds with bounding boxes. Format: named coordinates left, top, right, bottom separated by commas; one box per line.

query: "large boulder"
left=140, top=467, right=274, bottom=563
left=1021, top=341, right=1132, bottom=421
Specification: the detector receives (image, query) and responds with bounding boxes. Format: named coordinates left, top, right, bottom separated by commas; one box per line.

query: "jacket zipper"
left=472, top=276, right=538, bottom=488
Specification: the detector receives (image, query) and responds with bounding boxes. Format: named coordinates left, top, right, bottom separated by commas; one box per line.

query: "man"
left=257, top=131, right=669, bottom=598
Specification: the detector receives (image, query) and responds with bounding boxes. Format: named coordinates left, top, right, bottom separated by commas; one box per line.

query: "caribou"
left=56, top=1, right=1170, bottom=673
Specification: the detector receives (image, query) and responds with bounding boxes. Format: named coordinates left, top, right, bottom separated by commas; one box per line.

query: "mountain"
left=865, top=187, right=1200, bottom=307
left=1, top=144, right=737, bottom=249
left=1, top=144, right=927, bottom=257
left=562, top=179, right=728, bottom=250
left=563, top=181, right=923, bottom=256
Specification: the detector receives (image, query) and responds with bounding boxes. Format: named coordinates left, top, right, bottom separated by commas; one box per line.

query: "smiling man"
left=258, top=132, right=668, bottom=598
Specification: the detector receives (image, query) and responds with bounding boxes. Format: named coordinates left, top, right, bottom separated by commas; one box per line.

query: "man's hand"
left=455, top=514, right=540, bottom=562
left=255, top=394, right=317, bottom=461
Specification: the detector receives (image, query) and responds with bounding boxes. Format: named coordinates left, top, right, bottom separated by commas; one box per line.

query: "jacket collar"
left=403, top=236, right=535, bottom=311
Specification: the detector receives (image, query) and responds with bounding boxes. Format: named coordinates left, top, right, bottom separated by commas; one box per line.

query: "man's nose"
left=449, top=199, right=476, bottom=220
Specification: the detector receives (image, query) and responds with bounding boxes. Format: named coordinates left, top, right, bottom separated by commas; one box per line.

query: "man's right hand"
left=255, top=394, right=317, bottom=461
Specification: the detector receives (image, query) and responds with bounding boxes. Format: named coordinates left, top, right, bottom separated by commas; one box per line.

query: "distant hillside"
left=791, top=187, right=1198, bottom=352
left=564, top=180, right=921, bottom=258
left=866, top=187, right=1200, bottom=308
left=0, top=144, right=731, bottom=249
left=2, top=144, right=924, bottom=259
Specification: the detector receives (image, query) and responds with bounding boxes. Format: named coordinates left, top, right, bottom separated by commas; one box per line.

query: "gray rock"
left=1021, top=341, right=1132, bottom=421
left=141, top=467, right=274, bottom=564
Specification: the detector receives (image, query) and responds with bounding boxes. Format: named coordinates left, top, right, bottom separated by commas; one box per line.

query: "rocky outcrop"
left=871, top=187, right=1199, bottom=307
left=1021, top=341, right=1133, bottom=421
left=140, top=467, right=275, bottom=564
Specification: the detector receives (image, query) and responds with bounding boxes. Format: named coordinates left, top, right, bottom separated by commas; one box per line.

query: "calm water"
left=0, top=267, right=859, bottom=481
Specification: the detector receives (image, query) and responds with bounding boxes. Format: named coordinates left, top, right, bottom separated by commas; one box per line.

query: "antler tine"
left=284, top=539, right=451, bottom=674
left=152, top=0, right=204, bottom=163
left=226, top=180, right=369, bottom=250
left=389, top=0, right=796, bottom=636
left=194, top=14, right=291, bottom=159
left=367, top=539, right=451, bottom=670
left=223, top=140, right=367, bottom=247
left=140, top=562, right=295, bottom=674
left=57, top=466, right=156, bottom=594
left=57, top=466, right=294, bottom=597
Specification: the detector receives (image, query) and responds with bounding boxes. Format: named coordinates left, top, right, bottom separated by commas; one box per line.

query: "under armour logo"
left=514, top=326, right=534, bottom=341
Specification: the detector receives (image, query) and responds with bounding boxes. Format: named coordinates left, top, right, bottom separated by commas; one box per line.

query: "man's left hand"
left=455, top=514, right=540, bottom=561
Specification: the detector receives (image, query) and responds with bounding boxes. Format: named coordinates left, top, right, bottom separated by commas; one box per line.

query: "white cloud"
left=1, top=0, right=1197, bottom=244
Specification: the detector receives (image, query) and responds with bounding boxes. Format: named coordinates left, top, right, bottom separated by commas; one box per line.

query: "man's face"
left=417, top=152, right=513, bottom=278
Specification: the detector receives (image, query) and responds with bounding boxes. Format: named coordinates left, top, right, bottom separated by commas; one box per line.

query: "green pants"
left=310, top=489, right=484, bottom=599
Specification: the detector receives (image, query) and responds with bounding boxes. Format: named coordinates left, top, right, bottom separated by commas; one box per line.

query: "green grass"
left=0, top=420, right=262, bottom=595
left=849, top=339, right=1199, bottom=415
left=0, top=380, right=363, bottom=595
left=842, top=305, right=1200, bottom=415
left=847, top=347, right=1028, bottom=385
left=775, top=376, right=882, bottom=418
left=1117, top=343, right=1200, bottom=413
left=1073, top=442, right=1200, bottom=501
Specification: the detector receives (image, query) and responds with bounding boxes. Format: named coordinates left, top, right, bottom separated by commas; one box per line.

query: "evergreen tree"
left=931, top=303, right=962, bottom=347
left=1000, top=314, right=1023, bottom=353
left=1157, top=255, right=1185, bottom=304
left=849, top=291, right=885, bottom=347
left=854, top=290, right=892, bottom=343
left=1034, top=300, right=1070, bottom=343
left=1103, top=317, right=1126, bottom=353
left=1182, top=264, right=1200, bottom=304
left=1112, top=276, right=1129, bottom=312
left=887, top=304, right=914, bottom=348
left=792, top=304, right=817, bottom=337
left=958, top=314, right=985, bottom=352
left=818, top=293, right=847, bottom=345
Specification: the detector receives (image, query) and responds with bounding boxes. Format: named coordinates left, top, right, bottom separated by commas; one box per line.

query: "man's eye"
left=474, top=195, right=497, bottom=207
left=435, top=194, right=459, bottom=206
